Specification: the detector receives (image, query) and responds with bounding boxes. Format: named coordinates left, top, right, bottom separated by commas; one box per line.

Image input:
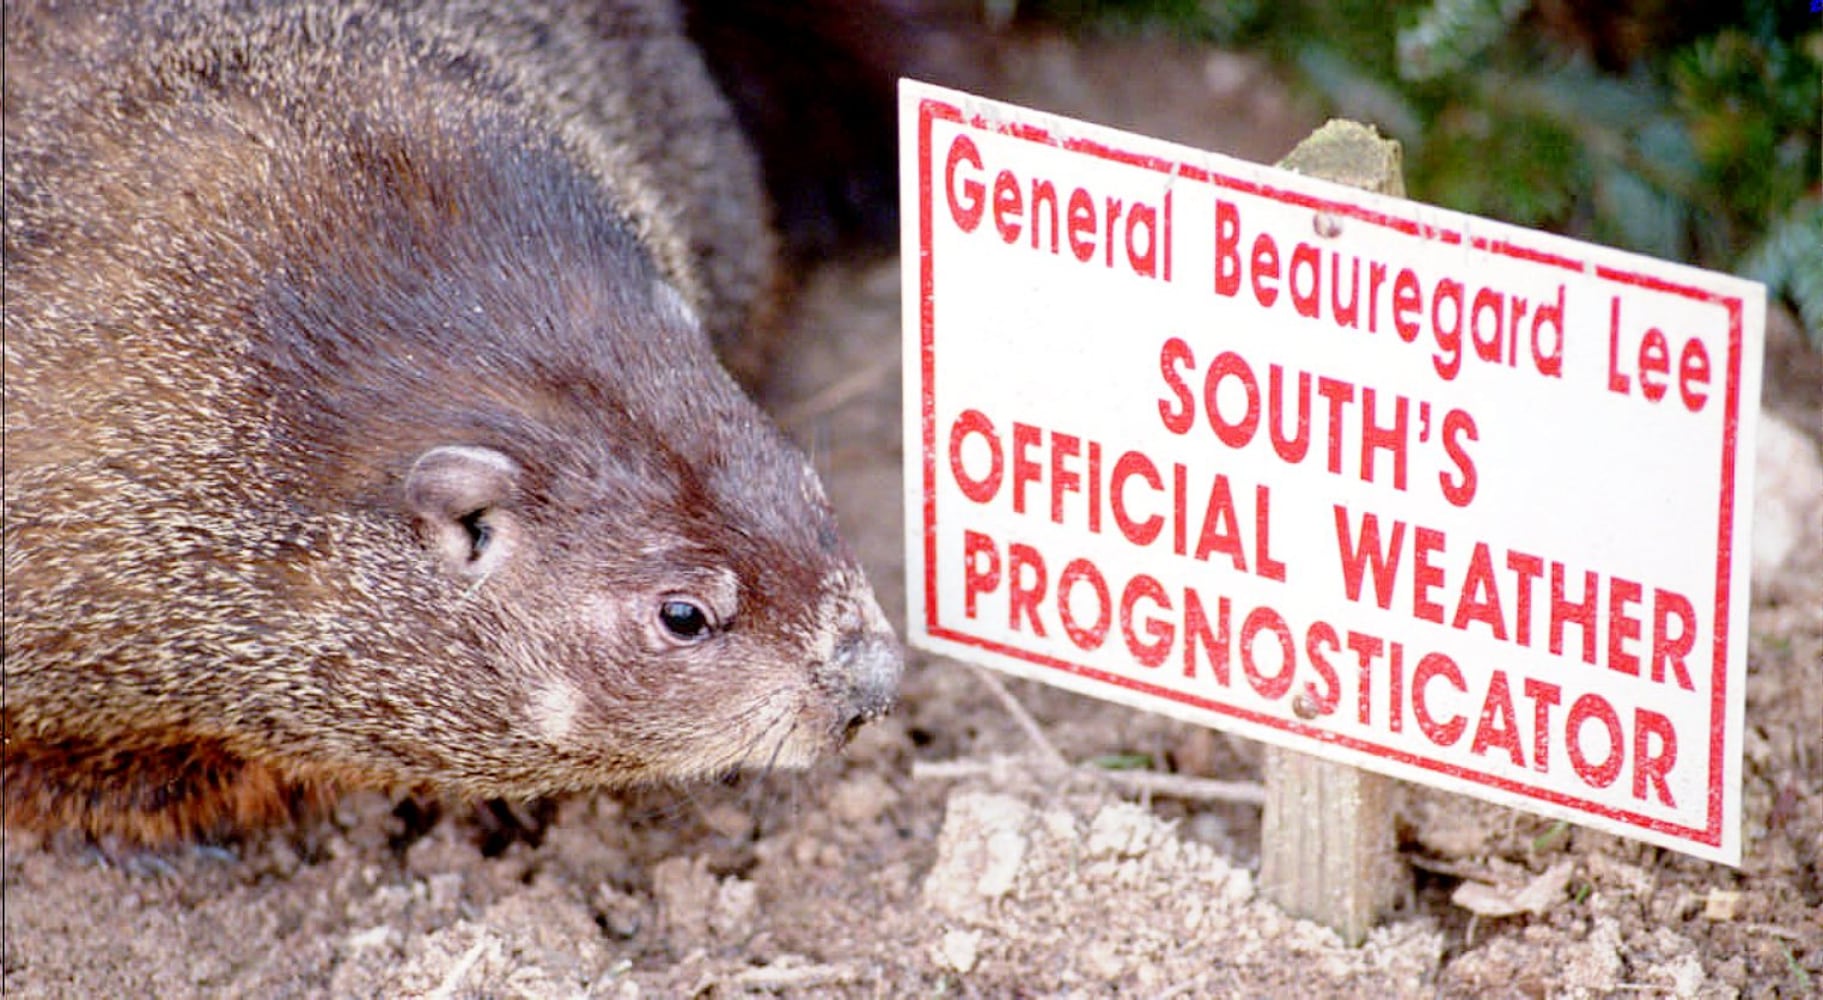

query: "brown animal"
left=3, top=0, right=902, bottom=844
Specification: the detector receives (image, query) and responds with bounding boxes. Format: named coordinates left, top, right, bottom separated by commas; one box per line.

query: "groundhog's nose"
left=834, top=629, right=902, bottom=740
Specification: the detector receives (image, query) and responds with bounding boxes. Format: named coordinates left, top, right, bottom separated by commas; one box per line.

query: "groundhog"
left=2, top=0, right=902, bottom=845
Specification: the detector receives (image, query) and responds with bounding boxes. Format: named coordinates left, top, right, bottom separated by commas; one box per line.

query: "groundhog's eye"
left=458, top=508, right=492, bottom=559
left=657, top=598, right=714, bottom=643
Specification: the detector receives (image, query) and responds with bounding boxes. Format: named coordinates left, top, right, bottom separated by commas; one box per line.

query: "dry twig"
left=913, top=754, right=1265, bottom=806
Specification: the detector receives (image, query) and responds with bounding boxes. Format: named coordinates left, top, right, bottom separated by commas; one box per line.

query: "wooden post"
left=1259, top=120, right=1408, bottom=947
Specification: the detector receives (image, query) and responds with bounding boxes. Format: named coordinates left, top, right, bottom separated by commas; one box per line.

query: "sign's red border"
left=915, top=97, right=1744, bottom=850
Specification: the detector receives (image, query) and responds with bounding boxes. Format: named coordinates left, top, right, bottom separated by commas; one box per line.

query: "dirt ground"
left=5, top=30, right=1820, bottom=999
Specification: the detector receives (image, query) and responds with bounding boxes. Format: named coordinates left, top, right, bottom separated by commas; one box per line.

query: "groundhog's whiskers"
left=457, top=568, right=496, bottom=605
left=714, top=698, right=796, bottom=779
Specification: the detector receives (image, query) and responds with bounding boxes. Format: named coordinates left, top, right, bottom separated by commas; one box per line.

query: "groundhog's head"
left=395, top=285, right=904, bottom=792
left=252, top=108, right=901, bottom=798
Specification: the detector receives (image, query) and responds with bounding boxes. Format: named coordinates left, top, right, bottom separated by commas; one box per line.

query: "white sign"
left=899, top=80, right=1764, bottom=864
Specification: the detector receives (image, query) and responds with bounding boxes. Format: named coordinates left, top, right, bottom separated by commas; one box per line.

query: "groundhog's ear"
left=405, top=446, right=521, bottom=579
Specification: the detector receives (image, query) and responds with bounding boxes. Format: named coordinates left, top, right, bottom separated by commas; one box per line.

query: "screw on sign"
left=899, top=76, right=1766, bottom=934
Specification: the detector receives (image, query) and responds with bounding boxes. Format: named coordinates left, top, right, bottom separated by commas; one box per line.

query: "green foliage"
left=1397, top=0, right=1532, bottom=81
left=1087, top=752, right=1156, bottom=770
left=1012, top=0, right=1265, bottom=40
left=1742, top=198, right=1823, bottom=348
left=1530, top=820, right=1570, bottom=853
left=1021, top=0, right=1823, bottom=344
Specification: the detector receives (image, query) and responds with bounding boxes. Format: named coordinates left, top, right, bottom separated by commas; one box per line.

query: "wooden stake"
left=1259, top=120, right=1408, bottom=947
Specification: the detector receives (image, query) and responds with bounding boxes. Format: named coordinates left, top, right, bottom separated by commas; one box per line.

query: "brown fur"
left=3, top=0, right=901, bottom=844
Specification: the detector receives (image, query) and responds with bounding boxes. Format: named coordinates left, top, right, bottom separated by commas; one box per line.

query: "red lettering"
left=1607, top=297, right=1630, bottom=394
left=1057, top=558, right=1110, bottom=650
left=1011, top=422, right=1042, bottom=516
left=1172, top=463, right=1188, bottom=557
left=1392, top=269, right=1421, bottom=342
left=1412, top=527, right=1446, bottom=624
left=1029, top=180, right=1059, bottom=253
left=1633, top=709, right=1677, bottom=806
left=1334, top=506, right=1404, bottom=610
left=1158, top=337, right=1196, bottom=434
left=1240, top=606, right=1295, bottom=701
left=1651, top=589, right=1696, bottom=690
left=1213, top=200, right=1240, bottom=296
left=1268, top=365, right=1311, bottom=464
left=1121, top=574, right=1173, bottom=667
left=1470, top=670, right=1524, bottom=767
left=1255, top=485, right=1286, bottom=582
left=1250, top=233, right=1280, bottom=308
left=1346, top=630, right=1384, bottom=727
left=1304, top=621, right=1342, bottom=716
left=1638, top=328, right=1671, bottom=402
left=1567, top=694, right=1624, bottom=789
left=945, top=135, right=984, bottom=233
left=1469, top=287, right=1505, bottom=363
left=1451, top=542, right=1507, bottom=639
left=1550, top=563, right=1599, bottom=665
left=1507, top=551, right=1544, bottom=647
left=1068, top=188, right=1096, bottom=262
left=991, top=170, right=1022, bottom=243
left=1317, top=377, right=1354, bottom=475
left=1111, top=451, right=1164, bottom=546
left=1289, top=242, right=1321, bottom=318
left=1103, top=197, right=1124, bottom=268
left=1205, top=352, right=1261, bottom=449
left=1523, top=677, right=1560, bottom=773
left=1359, top=388, right=1408, bottom=490
left=1367, top=262, right=1388, bottom=333
left=1439, top=408, right=1478, bottom=507
left=1432, top=278, right=1464, bottom=379
left=1050, top=432, right=1081, bottom=525
left=1183, top=590, right=1230, bottom=685
left=1126, top=203, right=1158, bottom=277
left=948, top=409, right=1003, bottom=504
left=1607, top=576, right=1643, bottom=676
left=1088, top=442, right=1103, bottom=534
left=1388, top=642, right=1405, bottom=733
left=1679, top=338, right=1711, bottom=412
left=1332, top=255, right=1361, bottom=328
left=962, top=530, right=1000, bottom=619
left=1007, top=543, right=1047, bottom=636
left=1533, top=285, right=1565, bottom=377
left=1413, top=652, right=1467, bottom=746
left=1194, top=475, right=1244, bottom=570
